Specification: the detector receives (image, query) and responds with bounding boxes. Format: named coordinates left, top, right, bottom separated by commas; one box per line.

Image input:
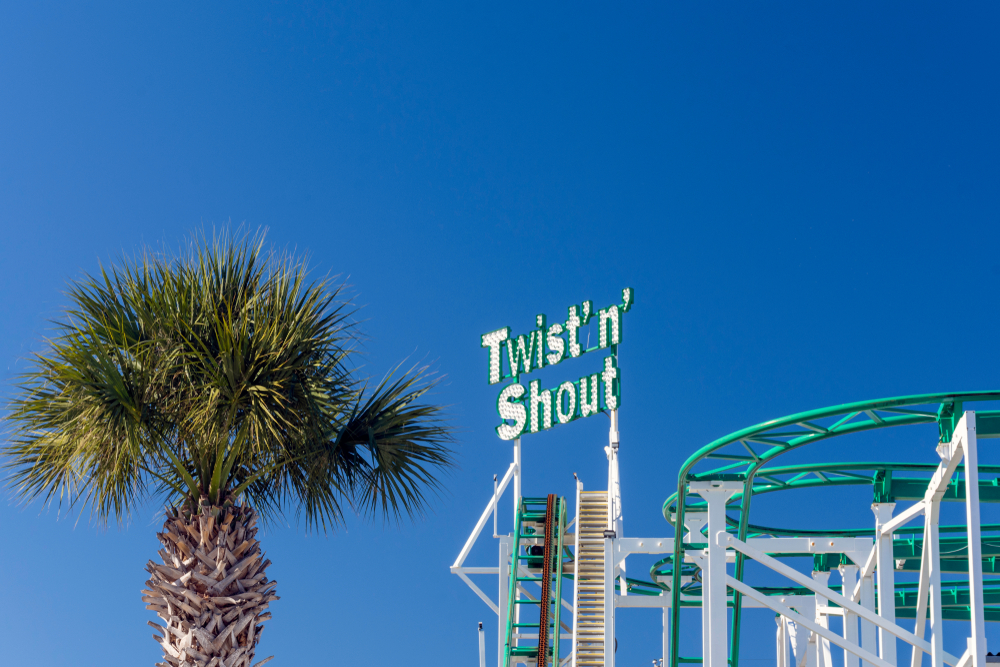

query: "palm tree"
left=4, top=231, right=454, bottom=667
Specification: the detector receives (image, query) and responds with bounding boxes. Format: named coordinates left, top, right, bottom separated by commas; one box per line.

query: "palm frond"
left=3, top=229, right=454, bottom=531
left=338, top=365, right=454, bottom=525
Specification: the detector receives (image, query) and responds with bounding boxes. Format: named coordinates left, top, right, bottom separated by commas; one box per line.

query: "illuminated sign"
left=481, top=288, right=634, bottom=440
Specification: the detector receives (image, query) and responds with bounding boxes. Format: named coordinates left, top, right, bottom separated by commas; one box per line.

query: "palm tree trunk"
left=143, top=504, right=278, bottom=667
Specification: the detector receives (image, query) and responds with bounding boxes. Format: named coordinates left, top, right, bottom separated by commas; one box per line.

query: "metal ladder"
left=573, top=491, right=609, bottom=666
left=504, top=495, right=568, bottom=667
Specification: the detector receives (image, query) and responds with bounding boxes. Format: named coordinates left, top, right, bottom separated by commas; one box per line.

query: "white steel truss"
left=453, top=408, right=992, bottom=667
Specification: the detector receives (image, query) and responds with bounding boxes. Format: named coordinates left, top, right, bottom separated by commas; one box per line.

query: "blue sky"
left=2, top=3, right=1000, bottom=666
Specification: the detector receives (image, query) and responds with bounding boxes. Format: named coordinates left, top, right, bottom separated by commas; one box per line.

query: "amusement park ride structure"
left=453, top=391, right=1000, bottom=667
left=452, top=293, right=998, bottom=667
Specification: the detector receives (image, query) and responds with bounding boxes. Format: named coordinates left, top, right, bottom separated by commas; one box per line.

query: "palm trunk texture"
left=143, top=504, right=278, bottom=667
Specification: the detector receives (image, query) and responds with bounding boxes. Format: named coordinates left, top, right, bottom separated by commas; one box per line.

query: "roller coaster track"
left=457, top=391, right=1000, bottom=667
left=647, top=391, right=1000, bottom=667
left=504, top=495, right=567, bottom=667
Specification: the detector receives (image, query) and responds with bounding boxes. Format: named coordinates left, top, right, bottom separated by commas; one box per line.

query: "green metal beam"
left=895, top=586, right=1000, bottom=608
left=893, top=557, right=1000, bottom=574
left=893, top=536, right=1000, bottom=560
left=889, top=477, right=1000, bottom=502
left=896, top=607, right=1000, bottom=622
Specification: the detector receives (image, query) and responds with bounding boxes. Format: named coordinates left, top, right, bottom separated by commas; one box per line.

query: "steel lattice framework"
left=454, top=391, right=999, bottom=667
left=658, top=392, right=1000, bottom=667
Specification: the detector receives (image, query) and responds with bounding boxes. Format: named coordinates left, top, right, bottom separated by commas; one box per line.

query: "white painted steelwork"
left=571, top=477, right=582, bottom=667
left=452, top=403, right=993, bottom=667
left=481, top=622, right=487, bottom=667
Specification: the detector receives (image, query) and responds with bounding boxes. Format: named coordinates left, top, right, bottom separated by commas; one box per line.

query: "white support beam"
left=685, top=549, right=736, bottom=564
left=879, top=501, right=925, bottom=536
left=684, top=512, right=709, bottom=543
left=778, top=616, right=789, bottom=667
left=513, top=438, right=521, bottom=524
left=873, top=503, right=897, bottom=667
left=860, top=570, right=877, bottom=667
left=958, top=413, right=987, bottom=667
left=791, top=614, right=809, bottom=667
left=849, top=544, right=878, bottom=597
left=500, top=537, right=511, bottom=665
left=841, top=563, right=860, bottom=667
left=746, top=537, right=871, bottom=555
left=727, top=576, right=894, bottom=667
left=604, top=537, right=615, bottom=667
left=720, top=533, right=962, bottom=666
left=687, top=546, right=712, bottom=664
left=455, top=567, right=501, bottom=574
left=480, top=621, right=487, bottom=667
left=663, top=606, right=670, bottom=667
left=453, top=462, right=517, bottom=570
left=571, top=476, right=582, bottom=667
left=813, top=571, right=833, bottom=667
left=926, top=499, right=944, bottom=667
left=927, top=442, right=964, bottom=503
left=616, top=595, right=671, bottom=608
left=691, top=481, right=743, bottom=667
left=459, top=571, right=500, bottom=614
left=607, top=411, right=623, bottom=596
left=614, top=537, right=674, bottom=568
left=908, top=538, right=930, bottom=667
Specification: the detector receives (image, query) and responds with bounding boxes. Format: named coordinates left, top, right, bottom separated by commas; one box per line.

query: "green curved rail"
left=660, top=391, right=1000, bottom=667
left=667, top=462, right=1000, bottom=537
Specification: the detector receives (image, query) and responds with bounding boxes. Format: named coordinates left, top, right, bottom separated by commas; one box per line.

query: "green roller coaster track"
left=643, top=391, right=1000, bottom=667
left=505, top=496, right=569, bottom=667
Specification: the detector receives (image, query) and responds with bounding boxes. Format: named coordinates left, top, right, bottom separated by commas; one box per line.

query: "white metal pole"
left=789, top=613, right=810, bottom=667
left=686, top=504, right=709, bottom=662
left=707, top=489, right=732, bottom=667
left=480, top=622, right=486, bottom=667
left=512, top=436, right=521, bottom=649
left=607, top=450, right=613, bottom=533
left=840, top=563, right=860, bottom=667
left=572, top=475, right=583, bottom=667
left=513, top=437, right=521, bottom=524
left=691, top=482, right=741, bottom=667
left=701, top=552, right=712, bottom=667
left=961, top=412, right=986, bottom=667
left=782, top=617, right=792, bottom=667
left=926, top=500, right=943, bottom=667
left=908, top=530, right=932, bottom=667
left=812, top=571, right=832, bottom=667
left=792, top=599, right=816, bottom=667
left=604, top=536, right=615, bottom=667
left=777, top=616, right=786, bottom=667
left=607, top=409, right=621, bottom=531
left=500, top=537, right=511, bottom=666
left=494, top=474, right=499, bottom=538
left=607, top=411, right=625, bottom=594
left=873, top=503, right=897, bottom=667
left=663, top=606, right=670, bottom=667
left=860, top=572, right=877, bottom=667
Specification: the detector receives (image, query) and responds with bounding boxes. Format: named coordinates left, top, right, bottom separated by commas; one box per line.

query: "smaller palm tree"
left=4, top=232, right=454, bottom=667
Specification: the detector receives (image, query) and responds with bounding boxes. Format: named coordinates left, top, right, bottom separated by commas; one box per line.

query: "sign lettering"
left=481, top=288, right=634, bottom=440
